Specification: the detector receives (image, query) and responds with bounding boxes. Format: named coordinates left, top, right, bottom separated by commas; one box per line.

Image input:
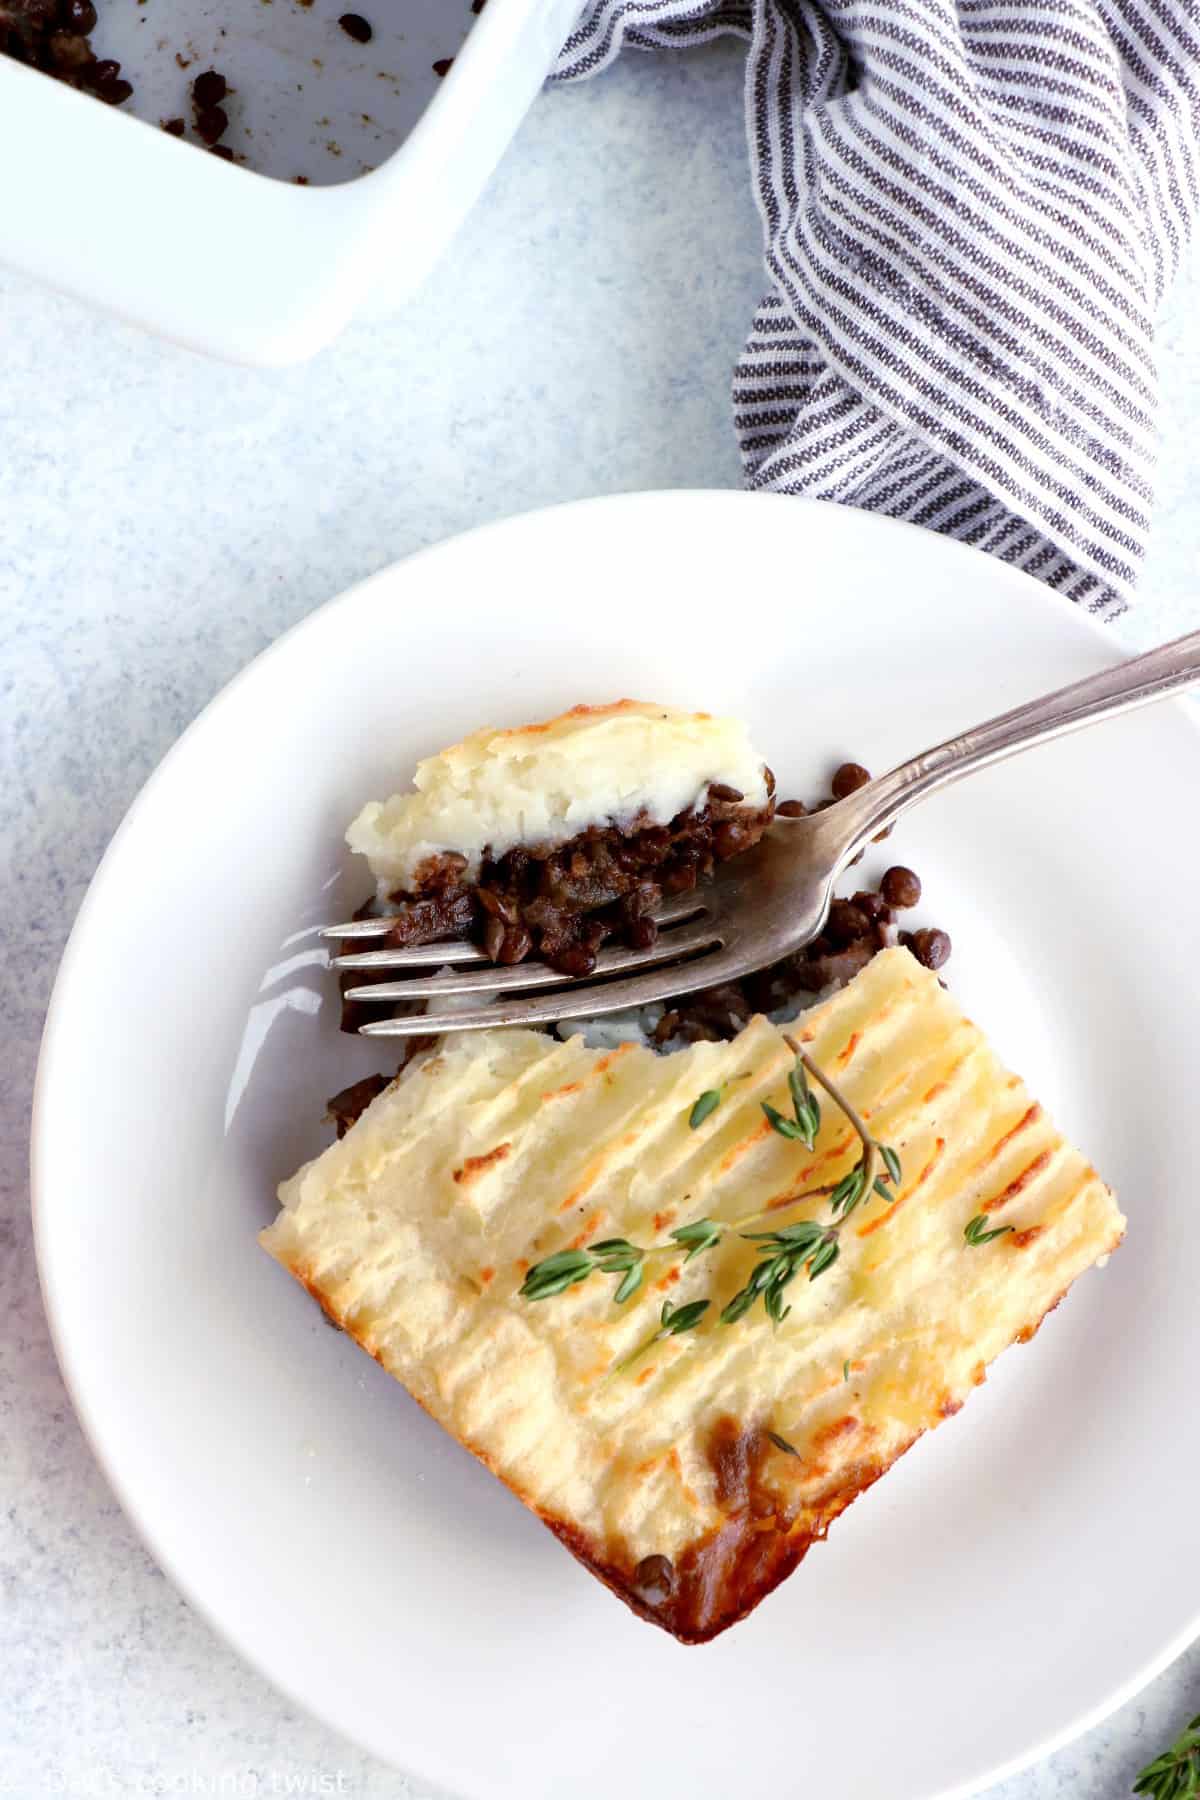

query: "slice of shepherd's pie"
left=344, top=699, right=776, bottom=978
left=262, top=946, right=1123, bottom=1643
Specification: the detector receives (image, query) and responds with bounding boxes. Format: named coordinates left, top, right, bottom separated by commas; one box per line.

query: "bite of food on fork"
left=325, top=629, right=1200, bottom=1039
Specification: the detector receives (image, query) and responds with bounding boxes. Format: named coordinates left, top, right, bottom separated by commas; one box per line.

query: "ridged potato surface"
left=345, top=698, right=771, bottom=891
left=262, top=948, right=1124, bottom=1642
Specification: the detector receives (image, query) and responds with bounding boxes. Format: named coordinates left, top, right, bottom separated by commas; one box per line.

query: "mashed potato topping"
left=263, top=949, right=1123, bottom=1641
left=346, top=700, right=772, bottom=894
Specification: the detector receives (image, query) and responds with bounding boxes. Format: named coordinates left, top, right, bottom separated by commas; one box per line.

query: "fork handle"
left=831, top=628, right=1200, bottom=854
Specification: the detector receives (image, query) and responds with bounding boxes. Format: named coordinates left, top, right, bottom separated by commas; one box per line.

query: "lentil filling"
left=329, top=757, right=953, bottom=1123
left=340, top=783, right=776, bottom=1029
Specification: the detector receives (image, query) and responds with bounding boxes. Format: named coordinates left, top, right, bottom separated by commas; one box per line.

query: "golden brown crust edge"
left=539, top=1424, right=905, bottom=1644
left=275, top=1252, right=1115, bottom=1644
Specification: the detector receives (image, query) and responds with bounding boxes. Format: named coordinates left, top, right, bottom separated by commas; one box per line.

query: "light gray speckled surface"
left=2, top=40, right=1198, bottom=1800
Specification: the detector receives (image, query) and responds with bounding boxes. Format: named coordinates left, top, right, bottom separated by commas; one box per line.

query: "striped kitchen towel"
left=554, top=1, right=1200, bottom=618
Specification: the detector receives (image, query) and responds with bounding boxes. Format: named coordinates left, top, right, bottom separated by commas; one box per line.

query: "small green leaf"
left=613, top=1263, right=644, bottom=1305
left=689, top=1089, right=722, bottom=1129
left=720, top=1287, right=757, bottom=1326
left=879, top=1143, right=903, bottom=1187
left=764, top=1429, right=801, bottom=1457
left=807, top=1239, right=840, bottom=1279
left=1133, top=1714, right=1200, bottom=1800
left=520, top=1249, right=595, bottom=1300
left=762, top=1100, right=804, bottom=1140
left=661, top=1299, right=710, bottom=1336
left=788, top=1060, right=821, bottom=1148
left=777, top=1220, right=824, bottom=1247
left=744, top=1220, right=822, bottom=1249
left=963, top=1214, right=1014, bottom=1247
left=830, top=1165, right=866, bottom=1217
left=670, top=1218, right=717, bottom=1245
left=764, top=1284, right=792, bottom=1325
left=872, top=1177, right=894, bottom=1200
left=590, top=1238, right=641, bottom=1272
left=526, top=1250, right=592, bottom=1277
left=670, top=1218, right=722, bottom=1262
left=748, top=1256, right=781, bottom=1294
left=829, top=1170, right=855, bottom=1211
left=843, top=1359, right=851, bottom=1383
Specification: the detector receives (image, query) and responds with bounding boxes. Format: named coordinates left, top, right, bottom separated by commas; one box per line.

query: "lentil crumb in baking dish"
left=0, top=0, right=473, bottom=185
left=0, top=0, right=131, bottom=104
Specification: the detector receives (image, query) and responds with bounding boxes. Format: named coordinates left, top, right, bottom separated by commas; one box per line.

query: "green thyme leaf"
left=689, top=1089, right=722, bottom=1129
left=764, top=1284, right=792, bottom=1325
left=766, top=1216, right=820, bottom=1245
left=1133, top=1713, right=1200, bottom=1800
left=762, top=1100, right=804, bottom=1140
left=830, top=1165, right=867, bottom=1217
left=589, top=1238, right=641, bottom=1272
left=963, top=1214, right=1014, bottom=1247
left=873, top=1177, right=894, bottom=1200
left=747, top=1257, right=779, bottom=1294
left=807, top=1239, right=840, bottom=1279
left=660, top=1298, right=710, bottom=1336
left=613, top=1263, right=644, bottom=1305
left=669, top=1218, right=723, bottom=1262
left=879, top=1143, right=903, bottom=1187
left=787, top=1065, right=821, bottom=1147
left=720, top=1287, right=757, bottom=1326
left=843, top=1359, right=851, bottom=1383
left=520, top=1249, right=595, bottom=1300
left=764, top=1429, right=801, bottom=1457
left=527, top=1250, right=591, bottom=1278
left=787, top=1059, right=810, bottom=1114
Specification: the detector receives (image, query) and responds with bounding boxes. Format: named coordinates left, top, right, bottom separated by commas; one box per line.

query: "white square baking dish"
left=0, top=0, right=582, bottom=365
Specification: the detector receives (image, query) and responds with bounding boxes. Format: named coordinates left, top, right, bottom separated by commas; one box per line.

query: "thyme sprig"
left=773, top=1034, right=900, bottom=1222
left=1134, top=1714, right=1200, bottom=1800
left=761, top=1047, right=822, bottom=1149
left=711, top=1033, right=903, bottom=1321
left=720, top=1219, right=835, bottom=1326
left=519, top=1217, right=726, bottom=1308
left=519, top=1038, right=903, bottom=1333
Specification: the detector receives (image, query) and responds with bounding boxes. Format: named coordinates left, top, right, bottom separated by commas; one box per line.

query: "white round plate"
left=33, top=492, right=1200, bottom=1800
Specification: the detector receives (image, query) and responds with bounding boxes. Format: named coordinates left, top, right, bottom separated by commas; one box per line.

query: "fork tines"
left=325, top=889, right=722, bottom=1026
left=324, top=890, right=706, bottom=970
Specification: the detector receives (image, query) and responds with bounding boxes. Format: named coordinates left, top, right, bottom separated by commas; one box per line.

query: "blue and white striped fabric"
left=555, top=1, right=1200, bottom=617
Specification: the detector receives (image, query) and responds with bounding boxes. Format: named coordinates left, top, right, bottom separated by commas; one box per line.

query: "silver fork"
left=327, top=629, right=1200, bottom=1037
